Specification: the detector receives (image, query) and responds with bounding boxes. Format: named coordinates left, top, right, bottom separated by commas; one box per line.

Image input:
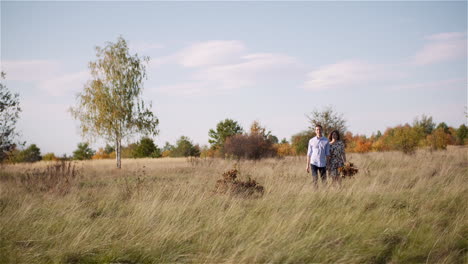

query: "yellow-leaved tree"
left=70, top=37, right=159, bottom=168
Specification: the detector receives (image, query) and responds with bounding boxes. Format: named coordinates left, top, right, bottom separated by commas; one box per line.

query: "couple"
left=306, top=124, right=347, bottom=186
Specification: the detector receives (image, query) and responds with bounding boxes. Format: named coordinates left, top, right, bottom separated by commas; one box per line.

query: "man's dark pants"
left=311, top=164, right=326, bottom=186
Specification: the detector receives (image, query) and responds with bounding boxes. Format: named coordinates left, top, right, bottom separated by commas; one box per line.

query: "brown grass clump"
left=214, top=168, right=264, bottom=197
left=339, top=162, right=359, bottom=178
left=16, top=160, right=82, bottom=195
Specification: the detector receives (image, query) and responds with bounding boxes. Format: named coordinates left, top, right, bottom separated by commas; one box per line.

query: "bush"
left=42, top=153, right=58, bottom=161
left=171, top=136, right=200, bottom=157
left=224, top=134, right=276, bottom=160
left=132, top=137, right=161, bottom=158
left=275, top=143, right=295, bottom=157
left=92, top=148, right=111, bottom=159
left=214, top=168, right=264, bottom=197
left=426, top=128, right=451, bottom=151
left=73, top=143, right=95, bottom=160
left=291, top=130, right=315, bottom=155
left=12, top=144, right=42, bottom=163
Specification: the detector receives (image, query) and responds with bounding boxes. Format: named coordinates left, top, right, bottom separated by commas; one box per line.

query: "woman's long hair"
left=328, top=130, right=340, bottom=141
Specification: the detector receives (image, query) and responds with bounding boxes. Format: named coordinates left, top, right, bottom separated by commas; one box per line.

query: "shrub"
left=73, top=143, right=95, bottom=160
left=291, top=130, right=315, bottom=155
left=275, top=143, right=295, bottom=157
left=171, top=136, right=200, bottom=157
left=92, top=148, right=111, bottom=159
left=214, top=168, right=264, bottom=197
left=426, top=128, right=451, bottom=151
left=13, top=144, right=42, bottom=163
left=224, top=134, right=276, bottom=160
left=132, top=137, right=161, bottom=158
left=42, top=152, right=58, bottom=161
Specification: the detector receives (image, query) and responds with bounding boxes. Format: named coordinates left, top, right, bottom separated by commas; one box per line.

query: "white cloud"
left=176, top=40, right=246, bottom=67
left=412, top=32, right=467, bottom=65
left=1, top=60, right=60, bottom=81
left=302, top=60, right=404, bottom=91
left=192, top=53, right=302, bottom=90
left=38, top=71, right=90, bottom=97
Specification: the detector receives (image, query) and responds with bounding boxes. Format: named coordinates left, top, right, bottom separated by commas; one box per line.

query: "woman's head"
left=328, top=130, right=340, bottom=141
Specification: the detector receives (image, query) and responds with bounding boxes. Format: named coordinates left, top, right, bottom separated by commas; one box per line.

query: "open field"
left=0, top=147, right=467, bottom=263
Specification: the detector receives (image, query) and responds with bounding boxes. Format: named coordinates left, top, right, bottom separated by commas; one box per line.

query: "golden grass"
left=0, top=146, right=467, bottom=263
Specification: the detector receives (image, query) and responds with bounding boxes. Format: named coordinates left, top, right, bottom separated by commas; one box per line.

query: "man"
left=306, top=124, right=330, bottom=187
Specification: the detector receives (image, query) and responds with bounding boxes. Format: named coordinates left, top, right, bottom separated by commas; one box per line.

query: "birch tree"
left=70, top=37, right=159, bottom=168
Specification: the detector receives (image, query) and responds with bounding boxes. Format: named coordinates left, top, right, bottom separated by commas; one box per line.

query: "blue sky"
left=2, top=1, right=467, bottom=155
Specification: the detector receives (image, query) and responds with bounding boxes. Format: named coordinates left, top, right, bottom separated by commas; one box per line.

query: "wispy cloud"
left=302, top=60, right=405, bottom=91
left=151, top=41, right=304, bottom=95
left=176, top=40, right=246, bottom=68
left=411, top=32, right=467, bottom=65
left=38, top=71, right=89, bottom=97
left=1, top=60, right=60, bottom=81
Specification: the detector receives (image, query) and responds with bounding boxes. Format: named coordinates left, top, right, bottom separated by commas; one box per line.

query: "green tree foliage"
left=436, top=122, right=450, bottom=134
left=456, top=124, right=468, bottom=145
left=291, top=130, right=316, bottom=155
left=73, top=143, right=95, bottom=160
left=14, top=144, right=42, bottom=163
left=413, top=114, right=435, bottom=135
left=70, top=36, right=159, bottom=168
left=132, top=137, right=161, bottom=158
left=387, top=125, right=424, bottom=154
left=306, top=106, right=347, bottom=138
left=171, top=136, right=200, bottom=157
left=208, top=119, right=243, bottom=150
left=42, top=153, right=57, bottom=161
left=0, top=72, right=22, bottom=162
left=104, top=144, right=115, bottom=155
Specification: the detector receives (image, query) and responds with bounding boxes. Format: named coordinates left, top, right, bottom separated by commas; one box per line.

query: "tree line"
left=1, top=37, right=467, bottom=166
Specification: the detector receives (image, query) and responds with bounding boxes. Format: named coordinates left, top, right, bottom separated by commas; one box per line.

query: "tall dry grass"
left=0, top=147, right=467, bottom=263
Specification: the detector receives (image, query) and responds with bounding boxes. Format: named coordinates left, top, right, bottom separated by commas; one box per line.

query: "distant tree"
left=306, top=106, right=347, bottom=138
left=436, top=122, right=450, bottom=134
left=104, top=144, right=115, bottom=155
left=161, top=141, right=174, bottom=157
left=387, top=125, right=424, bottom=154
left=42, top=153, right=58, bottom=161
left=224, top=134, right=276, bottom=160
left=291, top=130, right=316, bottom=155
left=70, top=36, right=159, bottom=168
left=172, top=136, right=200, bottom=157
left=208, top=119, right=243, bottom=150
left=16, top=144, right=42, bottom=163
left=133, top=137, right=161, bottom=158
left=413, top=114, right=435, bottom=135
left=73, top=142, right=95, bottom=160
left=280, top=138, right=288, bottom=144
left=0, top=72, right=22, bottom=162
left=456, top=124, right=468, bottom=145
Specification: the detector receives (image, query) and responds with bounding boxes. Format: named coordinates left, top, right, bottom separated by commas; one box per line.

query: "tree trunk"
left=116, top=137, right=121, bottom=169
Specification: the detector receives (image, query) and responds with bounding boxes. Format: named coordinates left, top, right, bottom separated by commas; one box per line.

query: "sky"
left=1, top=1, right=467, bottom=156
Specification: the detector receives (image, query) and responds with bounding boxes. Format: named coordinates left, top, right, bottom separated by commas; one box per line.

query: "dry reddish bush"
left=338, top=162, right=359, bottom=178
left=214, top=168, right=264, bottom=197
left=224, top=134, right=276, bottom=160
left=17, top=161, right=82, bottom=195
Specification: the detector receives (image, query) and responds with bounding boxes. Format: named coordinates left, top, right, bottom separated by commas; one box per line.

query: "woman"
left=327, top=130, right=346, bottom=185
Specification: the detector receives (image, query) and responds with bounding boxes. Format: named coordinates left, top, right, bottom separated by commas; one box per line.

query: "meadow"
left=0, top=146, right=467, bottom=263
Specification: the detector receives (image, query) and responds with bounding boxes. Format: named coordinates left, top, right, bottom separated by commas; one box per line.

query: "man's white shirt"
left=307, top=136, right=330, bottom=167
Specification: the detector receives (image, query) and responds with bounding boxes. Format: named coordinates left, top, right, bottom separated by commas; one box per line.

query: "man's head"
left=315, top=124, right=323, bottom=137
